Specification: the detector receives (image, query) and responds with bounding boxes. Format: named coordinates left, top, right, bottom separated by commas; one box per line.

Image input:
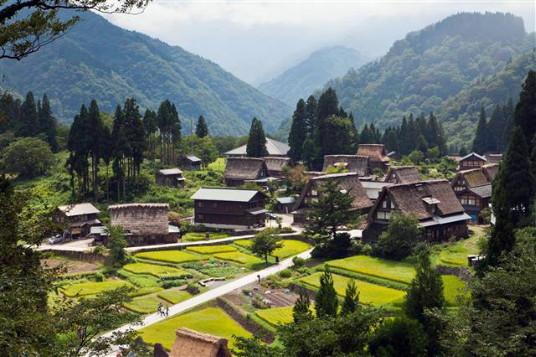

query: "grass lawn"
left=182, top=232, right=230, bottom=242
left=60, top=280, right=130, bottom=297
left=272, top=240, right=311, bottom=259
left=157, top=290, right=192, bottom=304
left=123, top=263, right=189, bottom=277
left=442, top=275, right=468, bottom=306
left=123, top=296, right=161, bottom=314
left=326, top=255, right=416, bottom=284
left=186, top=245, right=237, bottom=254
left=255, top=306, right=294, bottom=326
left=437, top=228, right=484, bottom=266
left=214, top=251, right=263, bottom=265
left=135, top=250, right=206, bottom=264
left=139, top=307, right=251, bottom=350
left=208, top=158, right=226, bottom=172
left=299, top=272, right=406, bottom=306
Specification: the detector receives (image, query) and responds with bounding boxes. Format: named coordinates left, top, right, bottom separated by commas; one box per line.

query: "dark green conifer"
left=513, top=70, right=536, bottom=150
left=341, top=279, right=359, bottom=315
left=315, top=266, right=338, bottom=319
left=288, top=99, right=307, bottom=162
left=246, top=118, right=268, bottom=158
left=38, top=94, right=58, bottom=152
left=195, top=115, right=209, bottom=138
left=293, top=287, right=313, bottom=323
left=472, top=107, right=490, bottom=153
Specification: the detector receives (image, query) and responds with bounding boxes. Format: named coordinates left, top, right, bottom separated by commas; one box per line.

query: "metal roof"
left=460, top=152, right=487, bottom=162
left=276, top=197, right=296, bottom=204
left=58, top=203, right=100, bottom=217
left=419, top=213, right=471, bottom=227
left=225, top=138, right=290, bottom=156
left=190, top=187, right=264, bottom=202
left=158, top=168, right=183, bottom=175
left=186, top=155, right=201, bottom=162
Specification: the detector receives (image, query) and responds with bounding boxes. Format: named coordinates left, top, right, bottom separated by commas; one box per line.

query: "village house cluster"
left=53, top=138, right=499, bottom=247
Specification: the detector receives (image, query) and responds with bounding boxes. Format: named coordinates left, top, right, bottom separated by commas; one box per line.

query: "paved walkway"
left=101, top=248, right=312, bottom=356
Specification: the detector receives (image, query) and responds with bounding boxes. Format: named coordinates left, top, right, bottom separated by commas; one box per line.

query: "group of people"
left=157, top=303, right=169, bottom=317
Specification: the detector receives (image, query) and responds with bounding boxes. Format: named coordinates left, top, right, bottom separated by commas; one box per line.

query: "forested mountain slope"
left=0, top=11, right=290, bottom=135
left=324, top=12, right=533, bottom=131
left=258, top=46, right=367, bottom=105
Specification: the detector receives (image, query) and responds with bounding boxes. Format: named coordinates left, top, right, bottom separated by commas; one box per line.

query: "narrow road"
left=101, top=248, right=312, bottom=355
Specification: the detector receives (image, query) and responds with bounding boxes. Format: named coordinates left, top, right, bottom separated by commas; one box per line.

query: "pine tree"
left=473, top=107, right=490, bottom=153
left=304, top=95, right=317, bottom=136
left=195, top=115, right=209, bottom=138
left=341, top=279, right=359, bottom=315
left=323, top=116, right=355, bottom=155
left=288, top=99, right=307, bottom=162
left=513, top=70, right=536, bottom=151
left=315, top=266, right=338, bottom=319
left=17, top=91, right=38, bottom=137
left=383, top=129, right=399, bottom=153
left=293, top=287, right=313, bottom=323
left=246, top=118, right=268, bottom=158
left=417, top=134, right=428, bottom=153
left=399, top=116, right=411, bottom=155
left=313, top=88, right=339, bottom=170
left=143, top=109, right=158, bottom=161
left=157, top=100, right=181, bottom=165
left=360, top=124, right=373, bottom=144
left=38, top=94, right=58, bottom=152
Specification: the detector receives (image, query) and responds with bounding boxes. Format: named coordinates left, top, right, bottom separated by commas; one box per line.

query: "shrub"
left=94, top=272, right=105, bottom=282
left=252, top=296, right=269, bottom=309
left=162, top=279, right=188, bottom=289
left=292, top=256, right=305, bottom=268
left=158, top=273, right=193, bottom=281
left=93, top=246, right=106, bottom=255
left=186, top=283, right=200, bottom=295
left=279, top=269, right=292, bottom=278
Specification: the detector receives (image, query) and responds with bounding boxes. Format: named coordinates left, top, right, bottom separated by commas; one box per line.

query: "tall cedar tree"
left=486, top=125, right=535, bottom=266
left=341, top=279, right=359, bottom=315
left=293, top=287, right=313, bottom=323
left=514, top=70, right=536, bottom=151
left=304, top=95, right=317, bottom=135
left=246, top=117, right=268, bottom=158
left=472, top=107, right=490, bottom=153
left=38, top=94, right=58, bottom=152
left=312, top=88, right=339, bottom=170
left=404, top=247, right=445, bottom=356
left=157, top=100, right=181, bottom=165
left=143, top=109, right=159, bottom=160
left=315, top=266, right=338, bottom=319
left=17, top=91, right=38, bottom=137
left=307, top=179, right=353, bottom=237
left=288, top=99, right=307, bottom=162
left=195, top=115, right=209, bottom=138
left=323, top=116, right=356, bottom=155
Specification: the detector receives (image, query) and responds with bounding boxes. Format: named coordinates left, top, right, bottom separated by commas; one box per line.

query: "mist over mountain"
left=258, top=46, right=368, bottom=106
left=0, top=11, right=290, bottom=135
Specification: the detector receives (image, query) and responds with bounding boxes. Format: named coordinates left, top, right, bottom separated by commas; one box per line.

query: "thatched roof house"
left=293, top=172, right=372, bottom=224
left=108, top=204, right=176, bottom=246
left=168, top=328, right=231, bottom=357
left=322, top=155, right=369, bottom=176
left=482, top=163, right=499, bottom=181
left=356, top=144, right=390, bottom=172
left=384, top=166, right=421, bottom=184
left=263, top=157, right=292, bottom=178
left=225, top=138, right=290, bottom=157
left=224, top=157, right=268, bottom=186
left=364, top=180, right=469, bottom=242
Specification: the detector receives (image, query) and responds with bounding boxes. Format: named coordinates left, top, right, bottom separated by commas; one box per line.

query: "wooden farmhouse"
left=107, top=203, right=178, bottom=246
left=363, top=180, right=470, bottom=242
left=224, top=157, right=268, bottom=186
left=356, top=144, right=391, bottom=173
left=451, top=164, right=498, bottom=223
left=292, top=172, right=373, bottom=225
left=155, top=168, right=185, bottom=187
left=457, top=152, right=487, bottom=171
left=191, top=187, right=267, bottom=229
left=322, top=155, right=369, bottom=176
left=384, top=166, right=421, bottom=184
left=164, top=328, right=231, bottom=357
left=225, top=137, right=290, bottom=158
left=275, top=197, right=297, bottom=213
left=53, top=203, right=101, bottom=239
left=263, top=157, right=292, bottom=178
left=361, top=181, right=393, bottom=202
left=180, top=155, right=202, bottom=171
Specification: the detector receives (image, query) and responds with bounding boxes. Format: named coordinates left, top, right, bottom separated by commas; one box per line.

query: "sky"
left=103, top=0, right=536, bottom=85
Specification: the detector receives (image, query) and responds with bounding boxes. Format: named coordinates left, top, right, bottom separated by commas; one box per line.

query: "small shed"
left=275, top=197, right=296, bottom=213
left=168, top=328, right=231, bottom=357
left=156, top=168, right=184, bottom=187
left=180, top=155, right=202, bottom=171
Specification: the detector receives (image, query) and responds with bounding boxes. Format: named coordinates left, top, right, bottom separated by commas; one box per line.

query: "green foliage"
left=122, top=263, right=188, bottom=277
left=341, top=279, right=360, bottom=315
left=123, top=296, right=161, bottom=314
left=288, top=99, right=307, bottom=162
left=134, top=250, right=206, bottom=264
left=60, top=280, right=131, bottom=297
left=279, top=269, right=292, bottom=278
left=1, top=137, right=54, bottom=178
left=107, top=225, right=127, bottom=267
left=368, top=316, right=428, bottom=357
left=214, top=251, right=264, bottom=266
left=311, top=232, right=354, bottom=259
left=180, top=135, right=218, bottom=168
left=375, top=213, right=422, bottom=260
left=293, top=287, right=313, bottom=324
left=246, top=117, right=268, bottom=158
left=292, top=256, right=305, bottom=268
left=157, top=290, right=192, bottom=304
left=251, top=228, right=283, bottom=263
left=314, top=266, right=339, bottom=319
left=195, top=115, right=209, bottom=138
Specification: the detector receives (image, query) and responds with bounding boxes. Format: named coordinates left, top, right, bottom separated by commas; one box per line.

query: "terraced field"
left=60, top=280, right=131, bottom=297
left=326, top=255, right=416, bottom=284
left=135, top=250, right=206, bottom=264
left=123, top=263, right=189, bottom=277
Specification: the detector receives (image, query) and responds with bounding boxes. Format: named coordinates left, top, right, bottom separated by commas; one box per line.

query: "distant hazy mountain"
left=324, top=12, right=533, bottom=131
left=0, top=11, right=290, bottom=135
left=258, top=46, right=368, bottom=105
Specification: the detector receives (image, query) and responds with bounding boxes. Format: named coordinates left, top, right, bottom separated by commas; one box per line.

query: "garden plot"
left=299, top=272, right=406, bottom=307
left=123, top=296, right=162, bottom=314
left=214, top=251, right=263, bottom=265
left=186, top=245, right=237, bottom=254
left=123, top=263, right=189, bottom=277
left=60, top=280, right=131, bottom=297
left=135, top=250, right=206, bottom=264
left=272, top=240, right=311, bottom=259
left=183, top=261, right=246, bottom=277
left=442, top=275, right=468, bottom=306
left=139, top=307, right=251, bottom=350
left=326, top=255, right=416, bottom=284
left=157, top=290, right=192, bottom=304
left=182, top=232, right=229, bottom=242
left=255, top=306, right=294, bottom=326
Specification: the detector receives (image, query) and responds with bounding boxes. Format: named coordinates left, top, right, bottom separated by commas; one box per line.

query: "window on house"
left=390, top=201, right=395, bottom=209
left=377, top=211, right=391, bottom=220
left=311, top=190, right=318, bottom=196
left=381, top=200, right=388, bottom=208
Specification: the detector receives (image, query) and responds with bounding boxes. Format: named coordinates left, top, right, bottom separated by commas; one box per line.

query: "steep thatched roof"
left=457, top=169, right=490, bottom=187
left=482, top=164, right=499, bottom=181
left=294, top=172, right=372, bottom=212
left=57, top=203, right=100, bottom=217
left=357, top=144, right=390, bottom=163
left=169, top=328, right=231, bottom=357
left=384, top=166, right=421, bottom=184
left=322, top=155, right=369, bottom=176
left=224, top=157, right=267, bottom=181
left=375, top=180, right=464, bottom=221
left=263, top=157, right=292, bottom=174
left=225, top=138, right=290, bottom=157
left=108, top=204, right=169, bottom=235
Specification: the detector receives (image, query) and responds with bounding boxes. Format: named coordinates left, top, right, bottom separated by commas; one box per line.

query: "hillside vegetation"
left=0, top=11, right=290, bottom=135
